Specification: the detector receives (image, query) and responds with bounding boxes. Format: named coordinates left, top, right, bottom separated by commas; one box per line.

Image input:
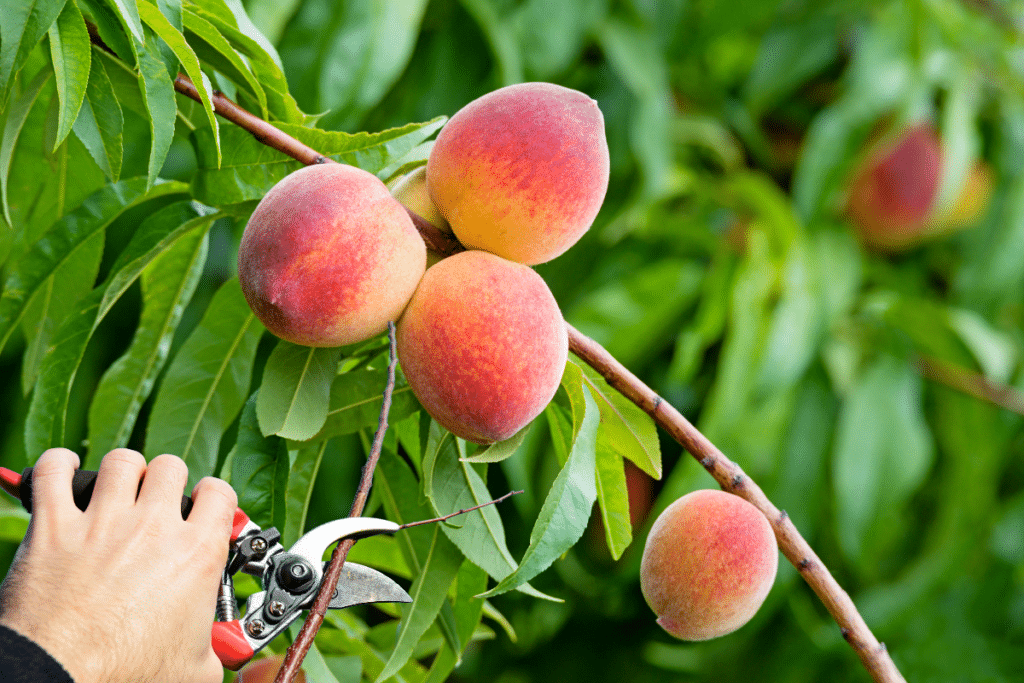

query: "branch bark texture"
left=170, top=75, right=907, bottom=683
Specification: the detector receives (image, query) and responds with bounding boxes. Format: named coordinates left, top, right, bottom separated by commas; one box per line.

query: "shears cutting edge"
left=0, top=466, right=412, bottom=670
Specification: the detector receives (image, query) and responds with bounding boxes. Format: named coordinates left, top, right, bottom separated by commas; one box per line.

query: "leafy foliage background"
left=2, top=0, right=1024, bottom=681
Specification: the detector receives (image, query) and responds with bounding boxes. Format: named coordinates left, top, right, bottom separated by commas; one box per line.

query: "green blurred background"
left=5, top=0, right=1024, bottom=680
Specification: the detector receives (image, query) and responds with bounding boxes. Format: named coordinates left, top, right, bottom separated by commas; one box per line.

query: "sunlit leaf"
left=47, top=0, right=90, bottom=152
left=71, top=51, right=123, bottom=182
left=1, top=67, right=51, bottom=227
left=257, top=341, right=341, bottom=441
left=0, top=0, right=66, bottom=103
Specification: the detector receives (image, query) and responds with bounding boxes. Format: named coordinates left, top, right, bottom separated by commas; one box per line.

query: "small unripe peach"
left=234, top=655, right=305, bottom=683
left=238, top=164, right=426, bottom=347
left=846, top=124, right=942, bottom=251
left=640, top=489, right=778, bottom=641
left=390, top=166, right=451, bottom=234
left=396, top=250, right=568, bottom=443
left=427, top=82, right=610, bottom=265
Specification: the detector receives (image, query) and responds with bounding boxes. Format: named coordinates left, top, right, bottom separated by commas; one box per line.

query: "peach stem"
left=167, top=73, right=907, bottom=683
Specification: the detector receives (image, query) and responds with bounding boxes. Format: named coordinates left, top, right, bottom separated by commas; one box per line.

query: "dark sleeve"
left=0, top=624, right=75, bottom=682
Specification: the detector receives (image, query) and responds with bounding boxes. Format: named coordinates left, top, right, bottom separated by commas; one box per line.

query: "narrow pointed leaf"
left=47, top=0, right=90, bottom=151
left=307, top=366, right=420, bottom=442
left=422, top=422, right=559, bottom=601
left=480, top=385, right=599, bottom=598
left=230, top=393, right=288, bottom=530
left=190, top=118, right=444, bottom=206
left=182, top=8, right=267, bottom=118
left=84, top=228, right=209, bottom=465
left=257, top=341, right=341, bottom=441
left=281, top=439, right=328, bottom=547
left=71, top=53, right=123, bottom=182
left=594, top=442, right=632, bottom=560
left=107, top=0, right=145, bottom=42
left=25, top=203, right=216, bottom=457
left=20, top=228, right=104, bottom=394
left=376, top=525, right=462, bottom=683
left=145, top=278, right=265, bottom=487
left=0, top=178, right=187, bottom=355
left=1, top=68, right=51, bottom=226
left=0, top=0, right=66, bottom=102
left=136, top=40, right=176, bottom=190
left=138, top=1, right=219, bottom=164
left=574, top=357, right=661, bottom=478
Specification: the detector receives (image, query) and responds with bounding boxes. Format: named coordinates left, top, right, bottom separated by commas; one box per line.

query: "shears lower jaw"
left=213, top=517, right=412, bottom=670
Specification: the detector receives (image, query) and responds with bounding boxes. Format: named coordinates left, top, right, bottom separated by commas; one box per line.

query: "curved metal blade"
left=327, top=562, right=412, bottom=610
left=288, top=517, right=401, bottom=589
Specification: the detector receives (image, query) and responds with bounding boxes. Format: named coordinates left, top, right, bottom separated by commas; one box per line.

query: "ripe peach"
left=640, top=489, right=778, bottom=641
left=234, top=655, right=304, bottom=683
left=427, top=82, right=609, bottom=265
left=396, top=250, right=568, bottom=443
left=238, top=164, right=426, bottom=347
left=846, top=124, right=942, bottom=251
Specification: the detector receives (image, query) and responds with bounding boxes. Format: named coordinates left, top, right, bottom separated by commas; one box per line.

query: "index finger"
left=28, top=448, right=82, bottom=527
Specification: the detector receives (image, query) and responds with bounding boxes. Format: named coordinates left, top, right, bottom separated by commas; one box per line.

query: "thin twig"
left=168, top=74, right=907, bottom=683
left=273, top=323, right=399, bottom=683
left=399, top=490, right=523, bottom=529
left=917, top=355, right=1024, bottom=416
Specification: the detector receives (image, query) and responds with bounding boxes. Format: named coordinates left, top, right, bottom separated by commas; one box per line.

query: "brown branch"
left=399, top=490, right=523, bottom=529
left=917, top=355, right=1024, bottom=416
left=273, top=322, right=399, bottom=683
left=169, top=75, right=906, bottom=683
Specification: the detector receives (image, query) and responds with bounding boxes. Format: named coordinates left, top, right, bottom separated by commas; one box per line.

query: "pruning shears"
left=0, top=466, right=412, bottom=670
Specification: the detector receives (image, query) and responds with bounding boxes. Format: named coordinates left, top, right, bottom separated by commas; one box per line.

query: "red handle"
left=212, top=620, right=255, bottom=670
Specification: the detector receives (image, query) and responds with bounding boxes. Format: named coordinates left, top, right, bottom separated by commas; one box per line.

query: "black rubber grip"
left=19, top=467, right=194, bottom=518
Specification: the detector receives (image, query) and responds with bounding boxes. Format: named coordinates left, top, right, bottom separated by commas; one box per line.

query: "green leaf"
left=1, top=67, right=51, bottom=226
left=573, top=359, right=661, bottom=479
left=0, top=507, right=30, bottom=543
left=182, top=7, right=267, bottom=118
left=0, top=0, right=67, bottom=102
left=20, top=228, right=104, bottom=394
left=84, top=227, right=209, bottom=465
left=71, top=51, right=123, bottom=182
left=229, top=393, right=288, bottom=531
left=376, top=525, right=462, bottom=683
left=459, top=0, right=522, bottom=86
left=346, top=533, right=411, bottom=580
left=479, top=385, right=599, bottom=598
left=190, top=118, right=445, bottom=207
left=25, top=202, right=216, bottom=458
left=459, top=425, right=529, bottom=464
left=136, top=39, right=176, bottom=190
left=594, top=440, right=631, bottom=560
left=281, top=439, right=328, bottom=547
left=77, top=0, right=136, bottom=64
left=0, top=177, right=187, bottom=355
left=256, top=342, right=341, bottom=441
left=47, top=0, right=90, bottom=151
left=832, top=355, right=935, bottom=562
left=138, top=1, right=219, bottom=165
left=146, top=278, right=265, bottom=487
left=422, top=422, right=558, bottom=602
left=107, top=0, right=145, bottom=42
left=307, top=366, right=420, bottom=443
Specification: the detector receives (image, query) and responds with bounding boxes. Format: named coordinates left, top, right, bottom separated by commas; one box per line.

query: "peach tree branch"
left=169, top=75, right=907, bottom=683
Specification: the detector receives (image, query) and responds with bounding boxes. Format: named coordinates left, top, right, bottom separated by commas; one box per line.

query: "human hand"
left=0, top=447, right=237, bottom=683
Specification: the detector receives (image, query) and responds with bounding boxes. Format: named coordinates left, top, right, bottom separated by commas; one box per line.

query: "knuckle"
left=31, top=448, right=79, bottom=477
left=101, top=448, right=146, bottom=469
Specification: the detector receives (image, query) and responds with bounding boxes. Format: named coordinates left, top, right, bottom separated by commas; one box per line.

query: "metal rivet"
left=250, top=538, right=268, bottom=552
left=247, top=619, right=266, bottom=637
left=267, top=601, right=286, bottom=617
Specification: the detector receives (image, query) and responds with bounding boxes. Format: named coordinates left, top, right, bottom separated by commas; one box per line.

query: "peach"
left=427, top=82, right=609, bottom=265
left=238, top=163, right=426, bottom=347
left=396, top=250, right=568, bottom=443
left=640, top=489, right=778, bottom=641
left=390, top=166, right=451, bottom=234
left=234, top=655, right=304, bottom=683
left=846, top=124, right=942, bottom=251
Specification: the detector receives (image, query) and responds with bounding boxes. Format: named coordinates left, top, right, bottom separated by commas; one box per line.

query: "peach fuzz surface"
left=427, top=82, right=609, bottom=265
left=640, top=489, right=778, bottom=641
left=396, top=250, right=568, bottom=443
left=238, top=163, right=426, bottom=347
